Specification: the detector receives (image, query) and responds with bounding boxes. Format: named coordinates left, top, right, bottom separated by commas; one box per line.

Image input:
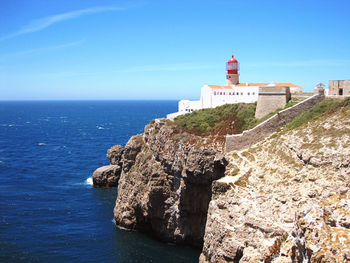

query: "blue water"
left=0, top=101, right=200, bottom=263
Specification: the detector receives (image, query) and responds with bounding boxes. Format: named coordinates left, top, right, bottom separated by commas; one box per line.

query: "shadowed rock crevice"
left=109, top=119, right=227, bottom=247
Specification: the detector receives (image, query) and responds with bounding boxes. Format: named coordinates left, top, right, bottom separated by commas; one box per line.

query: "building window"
left=214, top=91, right=216, bottom=95
left=248, top=92, right=250, bottom=95
left=252, top=92, right=255, bottom=95
left=241, top=92, right=243, bottom=95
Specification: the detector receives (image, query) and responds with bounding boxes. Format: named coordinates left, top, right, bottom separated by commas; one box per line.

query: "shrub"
left=174, top=103, right=257, bottom=136
left=287, top=97, right=350, bottom=130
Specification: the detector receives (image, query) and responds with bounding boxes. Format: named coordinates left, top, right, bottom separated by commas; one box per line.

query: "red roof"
left=228, top=55, right=238, bottom=63
left=208, top=85, right=232, bottom=89
left=208, top=82, right=302, bottom=89
left=235, top=82, right=302, bottom=88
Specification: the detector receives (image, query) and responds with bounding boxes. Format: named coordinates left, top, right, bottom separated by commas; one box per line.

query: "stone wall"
left=255, top=86, right=291, bottom=119
left=329, top=80, right=350, bottom=96
left=225, top=92, right=325, bottom=152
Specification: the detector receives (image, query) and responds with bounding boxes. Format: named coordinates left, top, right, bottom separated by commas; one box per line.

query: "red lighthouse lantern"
left=226, top=55, right=239, bottom=74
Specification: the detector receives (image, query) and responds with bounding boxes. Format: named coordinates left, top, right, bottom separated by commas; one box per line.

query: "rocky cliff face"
left=93, top=101, right=349, bottom=262
left=109, top=119, right=227, bottom=246
left=92, top=145, right=124, bottom=187
left=200, top=105, right=350, bottom=262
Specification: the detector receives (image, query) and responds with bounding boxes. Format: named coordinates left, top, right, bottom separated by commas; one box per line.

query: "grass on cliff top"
left=173, top=100, right=300, bottom=136
left=174, top=103, right=257, bottom=136
left=287, top=97, right=350, bottom=130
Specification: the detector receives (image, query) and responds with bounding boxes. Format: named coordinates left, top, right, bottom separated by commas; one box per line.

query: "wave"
left=38, top=143, right=46, bottom=146
left=96, top=126, right=104, bottom=130
left=86, top=177, right=93, bottom=185
left=114, top=221, right=132, bottom=231
left=1, top=124, right=18, bottom=127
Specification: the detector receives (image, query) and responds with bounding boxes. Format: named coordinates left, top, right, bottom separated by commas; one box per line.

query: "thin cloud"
left=0, top=39, right=85, bottom=60
left=246, top=59, right=350, bottom=67
left=119, top=63, right=218, bottom=72
left=0, top=6, right=126, bottom=41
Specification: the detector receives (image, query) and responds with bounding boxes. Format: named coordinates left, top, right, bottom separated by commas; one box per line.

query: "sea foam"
left=86, top=177, right=93, bottom=185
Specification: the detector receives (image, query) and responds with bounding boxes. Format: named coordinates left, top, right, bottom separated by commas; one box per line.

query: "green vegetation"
left=169, top=97, right=350, bottom=137
left=241, top=151, right=256, bottom=162
left=173, top=99, right=300, bottom=136
left=287, top=97, right=350, bottom=130
left=174, top=103, right=257, bottom=135
left=276, top=149, right=302, bottom=168
left=235, top=168, right=252, bottom=187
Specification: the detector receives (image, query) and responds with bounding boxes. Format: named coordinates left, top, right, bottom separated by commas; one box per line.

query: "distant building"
left=315, top=82, right=326, bottom=94
left=167, top=55, right=303, bottom=119
left=329, top=80, right=350, bottom=96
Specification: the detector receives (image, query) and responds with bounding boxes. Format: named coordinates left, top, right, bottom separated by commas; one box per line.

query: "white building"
left=167, top=55, right=303, bottom=119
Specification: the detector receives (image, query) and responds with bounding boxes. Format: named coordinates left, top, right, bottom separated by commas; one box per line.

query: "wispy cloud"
left=119, top=63, right=218, bottom=72
left=0, top=6, right=126, bottom=41
left=0, top=39, right=85, bottom=61
left=246, top=59, right=350, bottom=67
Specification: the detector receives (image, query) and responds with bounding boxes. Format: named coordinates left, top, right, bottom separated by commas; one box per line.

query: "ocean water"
left=0, top=101, right=200, bottom=263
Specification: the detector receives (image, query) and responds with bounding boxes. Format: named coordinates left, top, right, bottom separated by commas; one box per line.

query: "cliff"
left=200, top=101, right=350, bottom=262
left=93, top=98, right=349, bottom=262
left=110, top=119, right=227, bottom=246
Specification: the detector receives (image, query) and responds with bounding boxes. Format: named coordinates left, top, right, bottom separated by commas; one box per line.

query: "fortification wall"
left=255, top=86, right=291, bottom=119
left=225, top=93, right=325, bottom=152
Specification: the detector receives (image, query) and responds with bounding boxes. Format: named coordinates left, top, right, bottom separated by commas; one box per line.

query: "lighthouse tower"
left=226, top=55, right=240, bottom=85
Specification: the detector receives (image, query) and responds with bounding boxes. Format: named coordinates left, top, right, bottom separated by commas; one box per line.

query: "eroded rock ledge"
left=97, top=119, right=227, bottom=246
left=200, top=105, right=350, bottom=262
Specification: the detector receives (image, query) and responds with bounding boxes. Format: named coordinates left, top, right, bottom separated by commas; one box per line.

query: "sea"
left=0, top=101, right=200, bottom=263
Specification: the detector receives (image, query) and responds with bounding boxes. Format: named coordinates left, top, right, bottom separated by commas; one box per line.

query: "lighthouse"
left=167, top=53, right=304, bottom=119
left=226, top=55, right=239, bottom=85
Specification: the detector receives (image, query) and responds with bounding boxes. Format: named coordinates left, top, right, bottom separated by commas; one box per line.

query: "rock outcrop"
left=200, top=105, right=350, bottom=262
left=93, top=99, right=350, bottom=261
left=277, top=193, right=350, bottom=262
left=92, top=165, right=122, bottom=187
left=92, top=145, right=124, bottom=187
left=112, top=119, right=227, bottom=246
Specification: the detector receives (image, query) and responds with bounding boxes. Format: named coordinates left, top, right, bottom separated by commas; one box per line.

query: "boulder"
left=92, top=165, right=121, bottom=187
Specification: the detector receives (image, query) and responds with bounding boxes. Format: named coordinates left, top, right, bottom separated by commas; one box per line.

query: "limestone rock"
left=113, top=119, right=227, bottom=246
left=276, top=193, right=350, bottom=262
left=200, top=105, right=350, bottom=262
left=107, top=145, right=124, bottom=165
left=92, top=165, right=122, bottom=187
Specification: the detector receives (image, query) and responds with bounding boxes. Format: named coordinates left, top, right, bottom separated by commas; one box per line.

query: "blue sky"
left=1, top=0, right=349, bottom=100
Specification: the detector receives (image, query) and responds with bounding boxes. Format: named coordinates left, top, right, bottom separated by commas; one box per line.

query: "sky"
left=1, top=0, right=349, bottom=100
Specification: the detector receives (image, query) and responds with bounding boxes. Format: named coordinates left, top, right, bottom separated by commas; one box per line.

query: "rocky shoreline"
left=93, top=104, right=350, bottom=262
left=94, top=119, right=227, bottom=246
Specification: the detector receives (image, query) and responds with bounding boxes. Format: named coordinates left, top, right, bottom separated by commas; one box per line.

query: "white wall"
left=200, top=85, right=259, bottom=108
left=167, top=84, right=259, bottom=120
left=200, top=85, right=212, bottom=108
left=178, top=99, right=201, bottom=113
